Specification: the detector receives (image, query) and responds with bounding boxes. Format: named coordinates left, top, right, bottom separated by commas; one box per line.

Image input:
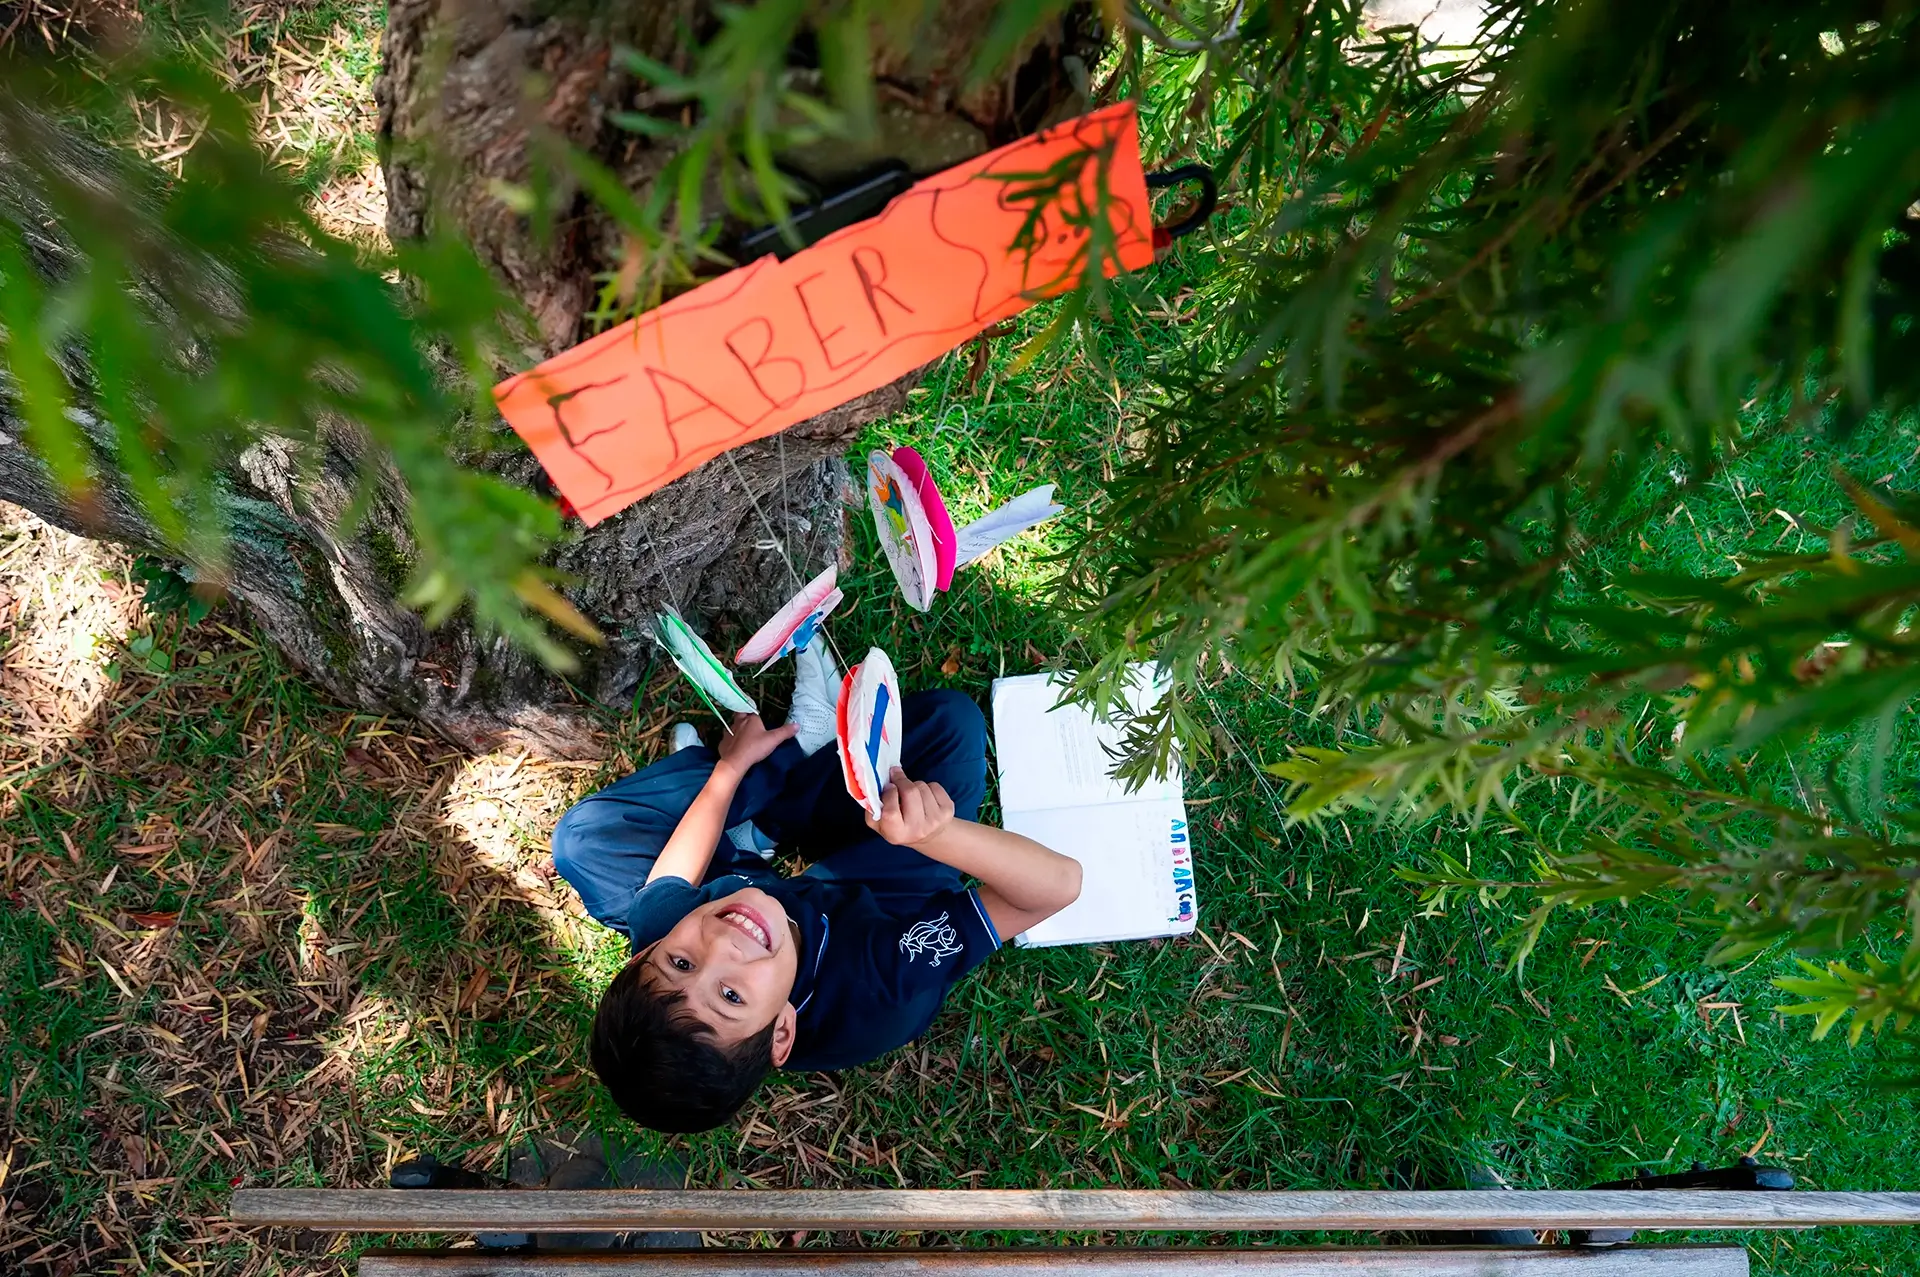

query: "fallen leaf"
left=126, top=910, right=179, bottom=929
left=963, top=322, right=1016, bottom=391
left=458, top=967, right=491, bottom=1013
left=941, top=647, right=962, bottom=677
left=120, top=1133, right=148, bottom=1178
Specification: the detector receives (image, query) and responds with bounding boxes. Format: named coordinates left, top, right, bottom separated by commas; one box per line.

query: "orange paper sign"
left=493, top=102, right=1154, bottom=525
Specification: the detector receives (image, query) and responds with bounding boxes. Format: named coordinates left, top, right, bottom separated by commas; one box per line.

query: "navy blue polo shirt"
left=626, top=868, right=1002, bottom=1073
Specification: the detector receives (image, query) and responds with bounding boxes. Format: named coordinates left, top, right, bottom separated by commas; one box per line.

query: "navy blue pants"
left=551, top=690, right=988, bottom=933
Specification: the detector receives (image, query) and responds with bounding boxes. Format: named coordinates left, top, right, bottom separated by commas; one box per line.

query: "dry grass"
left=0, top=506, right=142, bottom=756
left=0, top=0, right=142, bottom=52
left=2, top=0, right=389, bottom=245
left=216, top=3, right=388, bottom=242
left=304, top=154, right=385, bottom=242
left=0, top=502, right=636, bottom=1275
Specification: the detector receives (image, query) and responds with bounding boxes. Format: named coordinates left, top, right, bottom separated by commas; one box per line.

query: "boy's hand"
left=714, top=714, right=797, bottom=777
left=868, top=767, right=956, bottom=848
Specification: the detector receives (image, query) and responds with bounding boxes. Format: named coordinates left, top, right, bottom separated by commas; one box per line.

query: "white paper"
left=992, top=668, right=1181, bottom=815
left=990, top=664, right=1196, bottom=948
left=954, top=484, right=1065, bottom=568
left=1004, top=801, right=1196, bottom=946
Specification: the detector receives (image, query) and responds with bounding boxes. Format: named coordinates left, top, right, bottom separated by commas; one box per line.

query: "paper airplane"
left=866, top=450, right=938, bottom=612
left=652, top=608, right=756, bottom=716
left=735, top=565, right=844, bottom=671
left=891, top=446, right=957, bottom=591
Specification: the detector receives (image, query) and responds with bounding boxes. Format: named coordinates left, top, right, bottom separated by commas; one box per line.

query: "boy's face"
left=640, top=886, right=799, bottom=1062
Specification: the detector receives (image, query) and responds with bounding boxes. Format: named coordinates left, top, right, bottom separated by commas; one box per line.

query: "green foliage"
left=133, top=555, right=214, bottom=625
left=1065, top=0, right=1920, bottom=1045
left=14, top=330, right=1920, bottom=1277
left=10, top=0, right=1920, bottom=1055
left=0, top=46, right=587, bottom=668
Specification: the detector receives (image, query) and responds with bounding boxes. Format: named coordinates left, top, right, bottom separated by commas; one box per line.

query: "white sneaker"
left=670, top=722, right=701, bottom=753
left=788, top=638, right=841, bottom=756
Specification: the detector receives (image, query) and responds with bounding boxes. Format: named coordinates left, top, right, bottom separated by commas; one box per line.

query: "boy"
left=550, top=646, right=1082, bottom=1133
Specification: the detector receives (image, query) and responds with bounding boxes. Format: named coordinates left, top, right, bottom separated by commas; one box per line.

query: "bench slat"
left=357, top=1246, right=1750, bottom=1277
left=228, top=1189, right=1920, bottom=1233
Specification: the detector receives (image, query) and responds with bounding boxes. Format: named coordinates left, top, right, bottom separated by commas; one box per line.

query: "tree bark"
left=0, top=2, right=1097, bottom=757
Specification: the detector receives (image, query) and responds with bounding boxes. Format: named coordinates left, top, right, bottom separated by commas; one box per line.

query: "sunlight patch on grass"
left=112, top=0, right=389, bottom=243
left=222, top=5, right=387, bottom=244
left=440, top=750, right=604, bottom=953
left=242, top=21, right=377, bottom=159
left=306, top=151, right=387, bottom=240
left=0, top=503, right=141, bottom=759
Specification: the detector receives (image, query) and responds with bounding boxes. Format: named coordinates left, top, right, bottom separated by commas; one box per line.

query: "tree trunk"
left=0, top=3, right=1097, bottom=757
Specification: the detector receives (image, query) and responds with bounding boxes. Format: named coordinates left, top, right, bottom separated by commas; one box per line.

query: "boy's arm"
left=647, top=715, right=796, bottom=886
left=869, top=768, right=1082, bottom=940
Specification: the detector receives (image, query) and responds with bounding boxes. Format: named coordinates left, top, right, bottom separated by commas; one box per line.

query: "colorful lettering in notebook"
left=1169, top=818, right=1196, bottom=923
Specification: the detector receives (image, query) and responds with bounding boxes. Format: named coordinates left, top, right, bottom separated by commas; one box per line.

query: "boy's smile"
left=639, top=886, right=801, bottom=1058
left=716, top=899, right=776, bottom=952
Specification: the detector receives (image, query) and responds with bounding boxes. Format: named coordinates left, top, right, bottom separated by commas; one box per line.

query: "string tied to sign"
left=493, top=102, right=1160, bottom=528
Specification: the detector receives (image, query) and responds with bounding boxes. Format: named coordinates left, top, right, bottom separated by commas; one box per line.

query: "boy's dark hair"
left=590, top=955, right=777, bottom=1133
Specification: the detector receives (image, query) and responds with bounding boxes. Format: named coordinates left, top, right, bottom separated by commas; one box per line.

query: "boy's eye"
left=670, top=955, right=693, bottom=972
left=721, top=986, right=743, bottom=1005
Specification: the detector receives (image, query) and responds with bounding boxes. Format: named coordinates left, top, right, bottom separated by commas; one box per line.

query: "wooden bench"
left=351, top=1249, right=1752, bottom=1275
left=232, top=1188, right=1920, bottom=1276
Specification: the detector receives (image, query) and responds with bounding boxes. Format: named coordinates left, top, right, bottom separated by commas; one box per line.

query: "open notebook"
left=990, top=666, right=1197, bottom=947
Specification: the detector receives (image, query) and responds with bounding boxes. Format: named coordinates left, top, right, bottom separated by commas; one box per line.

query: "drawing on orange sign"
left=493, top=102, right=1155, bottom=526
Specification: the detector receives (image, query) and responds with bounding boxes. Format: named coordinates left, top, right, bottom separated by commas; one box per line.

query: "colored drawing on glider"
left=836, top=646, right=902, bottom=820
left=867, top=450, right=938, bottom=611
left=735, top=565, right=844, bottom=670
left=890, top=446, right=957, bottom=591
left=493, top=102, right=1154, bottom=526
left=652, top=608, right=757, bottom=715
left=955, top=484, right=1066, bottom=567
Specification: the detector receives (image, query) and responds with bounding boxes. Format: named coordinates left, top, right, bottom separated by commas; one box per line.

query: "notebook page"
left=992, top=667, right=1181, bottom=816
left=1008, top=799, right=1197, bottom=946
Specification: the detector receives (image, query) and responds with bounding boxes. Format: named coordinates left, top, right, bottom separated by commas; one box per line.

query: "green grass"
left=7, top=281, right=1920, bottom=1274
left=815, top=290, right=1920, bottom=1273
left=5, top=163, right=1920, bottom=1277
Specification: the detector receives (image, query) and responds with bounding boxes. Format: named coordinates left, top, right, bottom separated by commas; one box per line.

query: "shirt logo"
left=899, top=912, right=963, bottom=967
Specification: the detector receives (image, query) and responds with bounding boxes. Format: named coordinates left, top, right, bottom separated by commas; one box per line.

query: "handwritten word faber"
left=493, top=103, right=1154, bottom=526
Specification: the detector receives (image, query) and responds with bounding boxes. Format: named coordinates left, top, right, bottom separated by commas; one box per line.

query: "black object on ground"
left=389, top=1136, right=697, bottom=1253
left=1576, top=1157, right=1795, bottom=1246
